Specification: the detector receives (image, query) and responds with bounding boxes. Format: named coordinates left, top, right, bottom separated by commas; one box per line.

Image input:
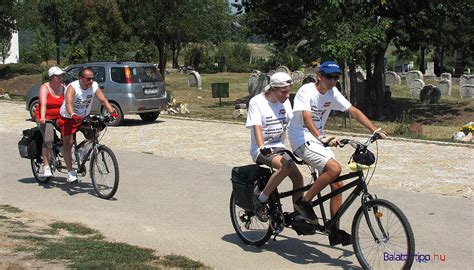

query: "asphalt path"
left=1, top=131, right=472, bottom=269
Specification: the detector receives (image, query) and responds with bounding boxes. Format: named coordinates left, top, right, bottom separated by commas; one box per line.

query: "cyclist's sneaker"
left=43, top=166, right=52, bottom=177
left=294, top=198, right=318, bottom=224
left=252, top=186, right=268, bottom=222
left=67, top=170, right=78, bottom=183
left=329, top=229, right=353, bottom=246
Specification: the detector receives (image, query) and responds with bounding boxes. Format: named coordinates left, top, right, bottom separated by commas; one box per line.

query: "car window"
left=64, top=66, right=106, bottom=84
left=111, top=66, right=163, bottom=83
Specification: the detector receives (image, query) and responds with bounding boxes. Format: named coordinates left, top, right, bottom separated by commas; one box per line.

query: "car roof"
left=67, top=61, right=155, bottom=68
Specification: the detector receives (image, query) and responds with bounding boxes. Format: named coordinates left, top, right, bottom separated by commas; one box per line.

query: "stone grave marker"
left=291, top=70, right=304, bottom=81
left=275, top=65, right=290, bottom=75
left=460, top=75, right=474, bottom=87
left=248, top=73, right=270, bottom=98
left=437, top=79, right=452, bottom=96
left=425, top=62, right=435, bottom=76
left=356, top=68, right=366, bottom=82
left=409, top=79, right=425, bottom=97
left=419, top=85, right=441, bottom=104
left=460, top=85, right=474, bottom=99
left=385, top=71, right=401, bottom=85
left=187, top=71, right=202, bottom=90
left=440, top=72, right=452, bottom=82
left=406, top=70, right=423, bottom=86
left=267, top=70, right=276, bottom=76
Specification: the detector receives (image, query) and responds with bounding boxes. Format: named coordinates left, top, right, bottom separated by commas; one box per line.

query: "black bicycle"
left=230, top=133, right=415, bottom=269
left=31, top=115, right=119, bottom=199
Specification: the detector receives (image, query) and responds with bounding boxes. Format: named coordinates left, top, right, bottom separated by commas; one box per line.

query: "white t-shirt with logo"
left=246, top=93, right=293, bottom=161
left=288, top=83, right=351, bottom=150
left=60, top=80, right=99, bottom=118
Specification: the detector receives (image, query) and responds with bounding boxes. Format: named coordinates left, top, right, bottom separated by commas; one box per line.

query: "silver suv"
left=26, top=61, right=167, bottom=126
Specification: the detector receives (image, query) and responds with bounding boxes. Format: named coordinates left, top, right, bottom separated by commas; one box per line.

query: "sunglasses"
left=324, top=74, right=340, bottom=81
left=83, top=77, right=94, bottom=81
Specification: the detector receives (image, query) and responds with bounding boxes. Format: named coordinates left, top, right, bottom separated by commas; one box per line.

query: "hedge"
left=0, top=63, right=44, bottom=79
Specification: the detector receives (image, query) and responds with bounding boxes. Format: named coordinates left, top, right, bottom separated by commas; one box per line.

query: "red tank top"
left=34, top=84, right=65, bottom=120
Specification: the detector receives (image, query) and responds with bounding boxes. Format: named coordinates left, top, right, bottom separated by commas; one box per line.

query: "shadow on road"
left=19, top=177, right=101, bottom=198
left=222, top=233, right=359, bottom=268
left=116, top=119, right=165, bottom=127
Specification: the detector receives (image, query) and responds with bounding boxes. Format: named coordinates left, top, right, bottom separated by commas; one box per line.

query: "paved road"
left=0, top=101, right=473, bottom=268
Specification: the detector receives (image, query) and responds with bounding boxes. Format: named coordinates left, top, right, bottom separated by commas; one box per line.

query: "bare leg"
left=63, top=135, right=73, bottom=171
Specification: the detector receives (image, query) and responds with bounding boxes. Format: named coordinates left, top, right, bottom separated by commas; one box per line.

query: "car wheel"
left=139, top=112, right=159, bottom=122
left=102, top=103, right=123, bottom=126
left=29, top=99, right=39, bottom=121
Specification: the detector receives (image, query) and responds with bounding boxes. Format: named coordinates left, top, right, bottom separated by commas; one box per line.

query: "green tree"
left=0, top=0, right=16, bottom=63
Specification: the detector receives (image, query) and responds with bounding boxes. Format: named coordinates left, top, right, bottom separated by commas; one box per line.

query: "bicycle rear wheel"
left=89, top=146, right=119, bottom=199
left=31, top=158, right=52, bottom=183
left=229, top=192, right=272, bottom=246
left=352, top=199, right=415, bottom=269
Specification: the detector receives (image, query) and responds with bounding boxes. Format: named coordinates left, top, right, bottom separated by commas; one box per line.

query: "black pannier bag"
left=230, top=164, right=271, bottom=211
left=18, top=127, right=43, bottom=159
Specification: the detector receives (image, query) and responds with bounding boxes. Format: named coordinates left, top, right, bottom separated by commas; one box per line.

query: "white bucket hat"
left=264, top=72, right=293, bottom=91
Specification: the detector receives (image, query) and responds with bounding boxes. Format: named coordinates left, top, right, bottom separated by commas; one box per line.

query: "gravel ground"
left=1, top=100, right=472, bottom=198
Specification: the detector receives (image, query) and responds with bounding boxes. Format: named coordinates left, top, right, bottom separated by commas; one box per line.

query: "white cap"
left=264, top=72, right=293, bottom=91
left=48, top=66, right=65, bottom=77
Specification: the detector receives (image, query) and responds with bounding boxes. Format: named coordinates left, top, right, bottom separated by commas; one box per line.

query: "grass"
left=165, top=72, right=473, bottom=142
left=1, top=204, right=207, bottom=269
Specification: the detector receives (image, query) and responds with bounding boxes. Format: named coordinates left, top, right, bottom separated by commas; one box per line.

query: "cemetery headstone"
left=406, top=70, right=423, bottom=86
left=267, top=70, right=276, bottom=76
left=410, top=79, right=425, bottom=97
left=436, top=79, right=452, bottom=96
left=275, top=65, right=290, bottom=75
left=419, top=85, right=441, bottom=104
left=425, top=61, right=435, bottom=77
left=385, top=71, right=401, bottom=85
left=356, top=68, right=366, bottom=82
left=460, top=85, right=474, bottom=99
left=248, top=73, right=270, bottom=98
left=460, top=75, right=474, bottom=87
left=187, top=71, right=202, bottom=90
left=440, top=72, right=452, bottom=82
left=291, top=70, right=305, bottom=81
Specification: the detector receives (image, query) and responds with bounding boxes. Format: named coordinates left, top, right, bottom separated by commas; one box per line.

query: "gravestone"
left=187, top=71, right=202, bottom=90
left=460, top=75, right=474, bottom=87
left=291, top=70, right=304, bottom=81
left=267, top=70, right=276, bottom=76
left=251, top=70, right=261, bottom=76
left=406, top=70, right=423, bottom=86
left=437, top=79, right=452, bottom=96
left=409, top=79, right=425, bottom=97
left=440, top=72, right=452, bottom=82
left=248, top=73, right=270, bottom=98
left=425, top=62, right=435, bottom=76
left=385, top=71, right=401, bottom=85
left=460, top=85, right=474, bottom=99
left=275, top=65, right=290, bottom=75
left=419, top=85, right=441, bottom=104
left=356, top=68, right=366, bottom=82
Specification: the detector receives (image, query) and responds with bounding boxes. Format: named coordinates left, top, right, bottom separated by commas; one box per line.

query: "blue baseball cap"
left=319, top=61, right=342, bottom=74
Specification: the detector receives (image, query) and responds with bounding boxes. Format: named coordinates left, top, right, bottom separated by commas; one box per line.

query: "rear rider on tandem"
left=57, top=67, right=118, bottom=183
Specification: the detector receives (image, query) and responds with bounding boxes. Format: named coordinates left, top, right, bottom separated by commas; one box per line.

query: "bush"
left=0, top=63, right=44, bottom=79
left=19, top=48, right=42, bottom=65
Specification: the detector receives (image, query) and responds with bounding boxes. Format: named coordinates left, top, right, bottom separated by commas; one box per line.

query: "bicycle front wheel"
left=352, top=199, right=415, bottom=269
left=229, top=192, right=272, bottom=246
left=89, top=146, right=119, bottom=199
left=31, top=158, right=52, bottom=184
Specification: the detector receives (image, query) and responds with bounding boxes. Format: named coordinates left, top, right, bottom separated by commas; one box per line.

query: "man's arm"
left=65, top=85, right=76, bottom=117
left=95, top=89, right=115, bottom=114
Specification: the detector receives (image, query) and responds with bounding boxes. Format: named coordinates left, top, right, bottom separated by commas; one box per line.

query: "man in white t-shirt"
left=288, top=61, right=386, bottom=246
left=57, top=68, right=117, bottom=183
left=246, top=72, right=304, bottom=222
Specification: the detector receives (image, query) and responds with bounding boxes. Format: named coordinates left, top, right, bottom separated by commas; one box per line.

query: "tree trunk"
left=348, top=62, right=357, bottom=106
left=373, top=46, right=385, bottom=120
left=419, top=44, right=425, bottom=73
left=156, top=40, right=166, bottom=79
left=55, top=37, right=61, bottom=65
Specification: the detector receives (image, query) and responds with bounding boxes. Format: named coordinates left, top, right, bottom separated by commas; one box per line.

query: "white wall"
left=2, top=31, right=19, bottom=64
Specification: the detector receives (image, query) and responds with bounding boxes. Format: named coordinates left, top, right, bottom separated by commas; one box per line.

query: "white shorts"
left=294, top=141, right=336, bottom=175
